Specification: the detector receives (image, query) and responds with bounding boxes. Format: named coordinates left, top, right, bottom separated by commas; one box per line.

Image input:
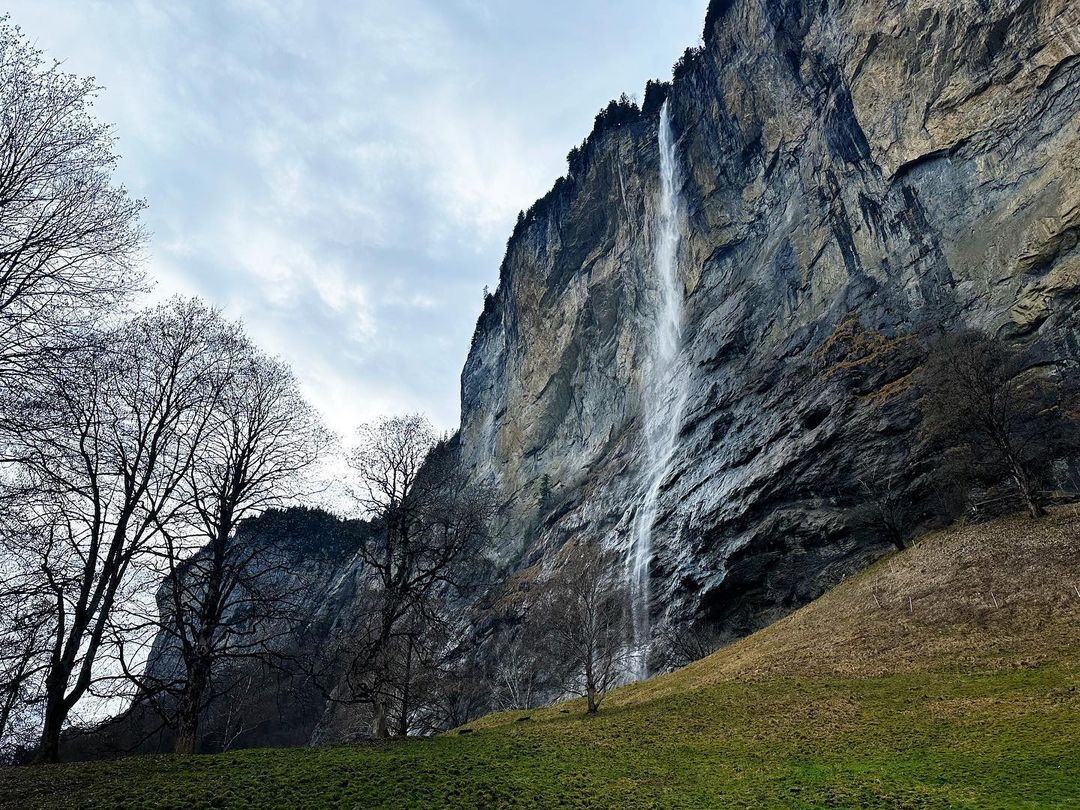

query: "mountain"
left=458, top=0, right=1080, bottom=664
left=96, top=0, right=1080, bottom=751
left=9, top=507, right=1078, bottom=806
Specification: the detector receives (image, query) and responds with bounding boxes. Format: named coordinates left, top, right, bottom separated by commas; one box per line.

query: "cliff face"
left=112, top=1, right=1080, bottom=753
left=460, top=0, right=1080, bottom=656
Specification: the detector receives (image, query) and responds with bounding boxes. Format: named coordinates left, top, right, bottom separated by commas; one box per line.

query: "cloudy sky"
left=8, top=0, right=706, bottom=436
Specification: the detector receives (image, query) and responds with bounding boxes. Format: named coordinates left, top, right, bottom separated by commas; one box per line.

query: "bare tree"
left=0, top=22, right=147, bottom=760
left=489, top=621, right=554, bottom=711
left=413, top=653, right=489, bottom=734
left=658, top=624, right=725, bottom=670
left=0, top=511, right=52, bottom=761
left=7, top=299, right=228, bottom=761
left=852, top=470, right=916, bottom=551
left=124, top=342, right=331, bottom=754
left=0, top=18, right=144, bottom=412
left=919, top=330, right=1076, bottom=520
left=540, top=543, right=631, bottom=714
left=315, top=419, right=493, bottom=738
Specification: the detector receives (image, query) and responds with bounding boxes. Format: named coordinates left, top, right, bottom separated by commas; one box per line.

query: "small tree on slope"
left=541, top=543, right=631, bottom=714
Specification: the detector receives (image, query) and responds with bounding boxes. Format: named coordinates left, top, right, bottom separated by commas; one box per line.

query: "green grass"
left=5, top=663, right=1077, bottom=808
left=4, top=510, right=1079, bottom=808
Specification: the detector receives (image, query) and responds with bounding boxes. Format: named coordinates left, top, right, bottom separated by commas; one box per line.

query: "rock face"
left=458, top=0, right=1080, bottom=662
left=65, top=509, right=366, bottom=759
left=110, top=1, right=1080, bottom=754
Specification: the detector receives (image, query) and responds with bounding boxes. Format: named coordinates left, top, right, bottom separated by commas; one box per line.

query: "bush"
left=673, top=47, right=704, bottom=83
left=642, top=80, right=671, bottom=117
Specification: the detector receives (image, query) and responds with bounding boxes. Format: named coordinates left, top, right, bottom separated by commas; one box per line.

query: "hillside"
left=5, top=508, right=1077, bottom=808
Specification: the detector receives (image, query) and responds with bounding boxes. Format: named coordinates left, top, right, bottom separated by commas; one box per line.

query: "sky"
left=7, top=0, right=707, bottom=437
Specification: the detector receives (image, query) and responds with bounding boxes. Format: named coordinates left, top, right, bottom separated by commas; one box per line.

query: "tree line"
left=0, top=32, right=337, bottom=761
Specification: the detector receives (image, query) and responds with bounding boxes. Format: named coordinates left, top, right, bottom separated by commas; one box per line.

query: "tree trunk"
left=372, top=698, right=389, bottom=738
left=586, top=684, right=598, bottom=714
left=584, top=642, right=599, bottom=713
left=174, top=687, right=202, bottom=755
left=1009, top=457, right=1045, bottom=519
left=371, top=588, right=396, bottom=740
left=36, top=708, right=63, bottom=764
left=35, top=667, right=70, bottom=763
left=173, top=643, right=213, bottom=755
left=1021, top=488, right=1046, bottom=519
left=396, top=637, right=414, bottom=737
left=174, top=719, right=197, bottom=756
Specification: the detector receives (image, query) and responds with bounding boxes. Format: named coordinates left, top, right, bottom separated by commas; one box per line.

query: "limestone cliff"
left=459, top=0, right=1080, bottom=662
left=111, top=1, right=1080, bottom=754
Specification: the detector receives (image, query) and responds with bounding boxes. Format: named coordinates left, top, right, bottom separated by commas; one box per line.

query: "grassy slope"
left=4, top=509, right=1079, bottom=809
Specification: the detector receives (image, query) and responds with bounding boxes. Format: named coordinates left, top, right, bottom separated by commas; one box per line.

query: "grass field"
left=4, top=509, right=1079, bottom=808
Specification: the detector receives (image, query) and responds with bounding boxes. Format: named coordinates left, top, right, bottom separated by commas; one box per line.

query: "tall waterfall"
left=628, top=100, right=687, bottom=679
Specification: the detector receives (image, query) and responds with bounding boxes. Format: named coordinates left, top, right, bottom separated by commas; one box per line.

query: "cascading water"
left=627, top=100, right=687, bottom=679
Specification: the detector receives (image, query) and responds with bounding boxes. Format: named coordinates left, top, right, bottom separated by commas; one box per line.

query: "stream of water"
left=627, top=100, right=687, bottom=680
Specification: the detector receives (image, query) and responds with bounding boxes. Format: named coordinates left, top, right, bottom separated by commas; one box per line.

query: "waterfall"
left=628, top=100, right=687, bottom=679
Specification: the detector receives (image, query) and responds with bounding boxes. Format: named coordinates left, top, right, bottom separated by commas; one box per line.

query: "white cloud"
left=5, top=0, right=707, bottom=435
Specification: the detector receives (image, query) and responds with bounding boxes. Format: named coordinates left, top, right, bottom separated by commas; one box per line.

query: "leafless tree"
left=0, top=510, right=52, bottom=761
left=205, top=670, right=276, bottom=753
left=5, top=299, right=229, bottom=761
left=413, top=653, right=489, bottom=734
left=0, top=18, right=144, bottom=420
left=852, top=470, right=916, bottom=551
left=658, top=623, right=725, bottom=670
left=489, top=621, right=554, bottom=711
left=315, top=418, right=493, bottom=738
left=540, top=543, right=631, bottom=714
left=121, top=341, right=331, bottom=754
left=0, top=22, right=148, bottom=760
left=919, top=330, right=1076, bottom=520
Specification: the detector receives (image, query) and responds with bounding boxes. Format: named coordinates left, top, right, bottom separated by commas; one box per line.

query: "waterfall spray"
left=627, top=100, right=687, bottom=679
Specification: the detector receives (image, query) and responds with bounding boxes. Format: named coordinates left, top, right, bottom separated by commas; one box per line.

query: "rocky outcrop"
left=65, top=509, right=366, bottom=759
left=459, top=0, right=1080, bottom=663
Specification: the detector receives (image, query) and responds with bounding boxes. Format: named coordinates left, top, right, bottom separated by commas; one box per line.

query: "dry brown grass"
left=607, top=505, right=1080, bottom=708
left=814, top=315, right=917, bottom=374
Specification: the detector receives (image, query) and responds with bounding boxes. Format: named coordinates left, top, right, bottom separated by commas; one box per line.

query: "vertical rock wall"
left=459, top=0, right=1080, bottom=654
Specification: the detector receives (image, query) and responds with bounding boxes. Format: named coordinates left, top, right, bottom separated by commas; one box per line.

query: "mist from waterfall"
left=628, top=100, right=687, bottom=680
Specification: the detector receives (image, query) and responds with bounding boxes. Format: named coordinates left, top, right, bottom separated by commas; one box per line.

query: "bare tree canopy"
left=489, top=621, right=555, bottom=712
left=3, top=299, right=234, bottom=761
left=0, top=22, right=150, bottom=760
left=852, top=470, right=916, bottom=552
left=121, top=335, right=332, bottom=754
left=313, top=419, right=494, bottom=739
left=919, top=330, right=1078, bottom=520
left=0, top=17, right=145, bottom=397
left=0, top=22, right=336, bottom=754
left=539, top=543, right=630, bottom=714
left=349, top=414, right=436, bottom=521
left=0, top=503, right=52, bottom=761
